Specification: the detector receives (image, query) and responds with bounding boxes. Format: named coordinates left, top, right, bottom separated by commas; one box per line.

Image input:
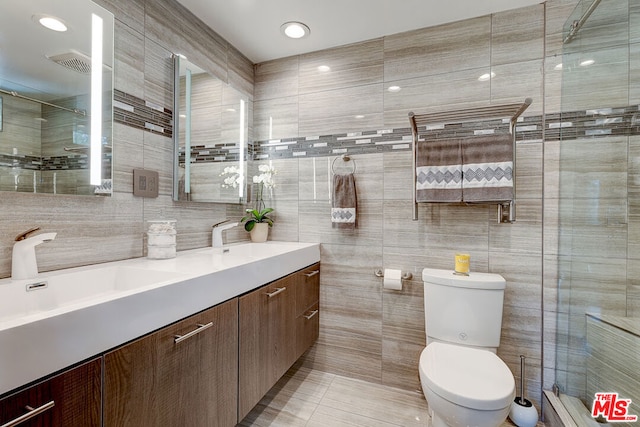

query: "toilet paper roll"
left=383, top=268, right=402, bottom=290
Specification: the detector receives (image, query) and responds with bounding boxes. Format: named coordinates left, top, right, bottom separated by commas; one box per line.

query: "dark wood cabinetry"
left=0, top=358, right=101, bottom=427
left=238, top=263, right=320, bottom=421
left=103, top=298, right=238, bottom=427
left=3, top=262, right=319, bottom=427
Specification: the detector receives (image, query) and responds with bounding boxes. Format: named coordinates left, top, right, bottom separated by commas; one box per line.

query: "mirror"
left=173, top=55, right=249, bottom=204
left=0, top=0, right=114, bottom=195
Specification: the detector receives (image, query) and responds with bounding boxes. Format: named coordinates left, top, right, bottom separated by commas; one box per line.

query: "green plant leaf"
left=240, top=206, right=275, bottom=226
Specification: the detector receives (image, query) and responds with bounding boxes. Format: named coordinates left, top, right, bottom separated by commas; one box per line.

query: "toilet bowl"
left=419, top=342, right=515, bottom=427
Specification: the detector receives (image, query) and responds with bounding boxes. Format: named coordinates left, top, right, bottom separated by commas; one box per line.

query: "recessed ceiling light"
left=354, top=115, right=365, bottom=119
left=478, top=72, right=496, bottom=82
left=554, top=63, right=563, bottom=71
left=37, top=15, right=67, bottom=32
left=281, top=21, right=310, bottom=39
left=387, top=85, right=401, bottom=93
left=580, top=59, right=595, bottom=67
left=317, top=65, right=331, bottom=72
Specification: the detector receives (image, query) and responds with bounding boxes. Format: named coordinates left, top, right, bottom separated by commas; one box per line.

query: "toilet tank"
left=422, top=268, right=506, bottom=350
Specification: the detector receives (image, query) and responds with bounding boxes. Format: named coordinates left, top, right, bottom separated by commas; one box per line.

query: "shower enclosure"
left=552, top=0, right=639, bottom=424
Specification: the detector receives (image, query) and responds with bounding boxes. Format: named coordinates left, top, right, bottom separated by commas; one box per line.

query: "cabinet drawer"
left=0, top=358, right=101, bottom=427
left=296, top=263, right=320, bottom=314
left=296, top=302, right=320, bottom=360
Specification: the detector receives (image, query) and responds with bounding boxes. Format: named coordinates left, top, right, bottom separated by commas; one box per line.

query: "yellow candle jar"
left=454, top=253, right=470, bottom=275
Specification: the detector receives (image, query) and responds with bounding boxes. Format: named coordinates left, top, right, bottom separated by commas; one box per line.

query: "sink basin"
left=0, top=266, right=187, bottom=326
left=196, top=241, right=308, bottom=258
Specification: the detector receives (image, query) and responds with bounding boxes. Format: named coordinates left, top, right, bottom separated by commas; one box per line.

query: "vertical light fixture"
left=184, top=67, right=192, bottom=194
left=90, top=13, right=103, bottom=185
left=238, top=99, right=246, bottom=199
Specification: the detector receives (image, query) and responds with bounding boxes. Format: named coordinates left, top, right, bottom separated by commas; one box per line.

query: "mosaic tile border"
left=0, top=154, right=42, bottom=171
left=253, top=116, right=544, bottom=161
left=252, top=105, right=640, bottom=160
left=0, top=152, right=112, bottom=172
left=111, top=89, right=640, bottom=162
left=113, top=89, right=173, bottom=138
left=551, top=105, right=640, bottom=141
left=177, top=141, right=256, bottom=165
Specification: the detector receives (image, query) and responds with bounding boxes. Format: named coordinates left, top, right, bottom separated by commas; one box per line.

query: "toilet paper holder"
left=374, top=269, right=413, bottom=281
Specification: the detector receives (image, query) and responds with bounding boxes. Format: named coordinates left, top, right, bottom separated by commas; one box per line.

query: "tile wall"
left=253, top=0, right=589, bottom=409
left=3, top=0, right=623, bottom=415
left=586, top=315, right=640, bottom=426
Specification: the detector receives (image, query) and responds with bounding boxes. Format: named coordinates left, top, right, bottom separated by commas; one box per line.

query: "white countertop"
left=0, top=241, right=320, bottom=396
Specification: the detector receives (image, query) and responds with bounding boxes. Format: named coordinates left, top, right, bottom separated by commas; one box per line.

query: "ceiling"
left=176, top=0, right=542, bottom=64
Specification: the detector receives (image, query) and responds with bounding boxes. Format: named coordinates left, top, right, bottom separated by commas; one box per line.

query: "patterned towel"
left=416, top=139, right=463, bottom=202
left=332, top=174, right=357, bottom=229
left=461, top=134, right=514, bottom=202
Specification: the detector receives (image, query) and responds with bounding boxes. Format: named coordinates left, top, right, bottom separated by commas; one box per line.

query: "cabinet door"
left=238, top=274, right=296, bottom=420
left=104, top=298, right=239, bottom=427
left=296, top=301, right=320, bottom=360
left=0, top=358, right=101, bottom=427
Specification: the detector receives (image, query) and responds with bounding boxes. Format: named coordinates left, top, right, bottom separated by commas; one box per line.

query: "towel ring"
left=331, top=154, right=356, bottom=174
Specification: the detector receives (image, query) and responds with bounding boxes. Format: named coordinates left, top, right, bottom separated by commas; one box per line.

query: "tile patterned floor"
left=238, top=363, right=545, bottom=427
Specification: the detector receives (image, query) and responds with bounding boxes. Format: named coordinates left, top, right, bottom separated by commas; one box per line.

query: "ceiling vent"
left=46, top=50, right=92, bottom=74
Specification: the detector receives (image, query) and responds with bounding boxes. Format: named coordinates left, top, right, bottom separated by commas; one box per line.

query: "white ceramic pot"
left=250, top=222, right=269, bottom=243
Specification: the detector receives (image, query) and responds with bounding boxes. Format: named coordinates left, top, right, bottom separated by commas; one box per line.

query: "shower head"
left=46, top=50, right=92, bottom=74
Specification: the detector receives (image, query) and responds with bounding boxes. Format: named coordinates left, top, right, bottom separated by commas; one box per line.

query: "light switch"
left=133, top=169, right=159, bottom=198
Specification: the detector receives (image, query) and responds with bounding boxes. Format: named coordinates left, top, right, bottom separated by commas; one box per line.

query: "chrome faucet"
left=11, top=227, right=57, bottom=280
left=212, top=220, right=238, bottom=249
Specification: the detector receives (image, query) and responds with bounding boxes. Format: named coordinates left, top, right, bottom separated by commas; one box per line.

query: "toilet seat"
left=420, top=342, right=515, bottom=411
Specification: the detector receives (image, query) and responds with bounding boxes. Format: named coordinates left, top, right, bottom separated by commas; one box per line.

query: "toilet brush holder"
left=508, top=355, right=538, bottom=427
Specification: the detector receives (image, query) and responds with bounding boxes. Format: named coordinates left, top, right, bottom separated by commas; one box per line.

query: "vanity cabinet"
left=103, top=298, right=238, bottom=427
left=0, top=358, right=101, bottom=427
left=0, top=248, right=320, bottom=427
left=238, top=263, right=320, bottom=420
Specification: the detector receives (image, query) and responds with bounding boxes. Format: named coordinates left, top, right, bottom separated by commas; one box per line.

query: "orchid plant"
left=219, top=165, right=244, bottom=189
left=240, top=163, right=278, bottom=231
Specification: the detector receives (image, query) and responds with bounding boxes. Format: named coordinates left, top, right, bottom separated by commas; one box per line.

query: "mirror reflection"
left=173, top=55, right=249, bottom=204
left=0, top=0, right=114, bottom=196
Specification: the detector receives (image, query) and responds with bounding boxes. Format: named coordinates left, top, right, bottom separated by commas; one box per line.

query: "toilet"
left=419, top=268, right=515, bottom=427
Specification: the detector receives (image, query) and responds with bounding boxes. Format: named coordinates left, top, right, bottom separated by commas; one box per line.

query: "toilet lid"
left=420, top=342, right=515, bottom=410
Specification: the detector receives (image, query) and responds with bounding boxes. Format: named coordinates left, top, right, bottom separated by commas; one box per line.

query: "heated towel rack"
left=409, top=97, right=532, bottom=223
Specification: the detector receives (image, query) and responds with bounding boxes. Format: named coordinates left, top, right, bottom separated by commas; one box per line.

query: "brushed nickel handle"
left=265, top=287, right=286, bottom=298
left=304, top=270, right=320, bottom=278
left=304, top=310, right=319, bottom=320
left=174, top=322, right=213, bottom=344
left=1, top=401, right=55, bottom=427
